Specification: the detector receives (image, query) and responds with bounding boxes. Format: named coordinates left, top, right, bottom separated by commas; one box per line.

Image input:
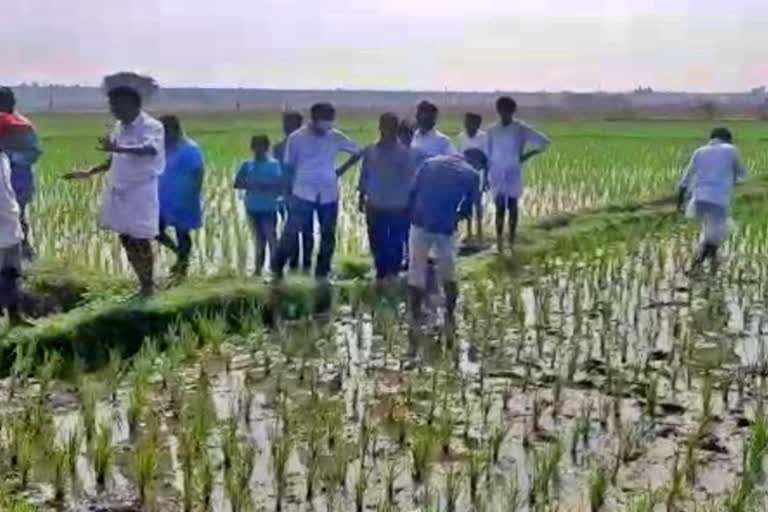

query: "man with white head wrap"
left=678, top=127, right=747, bottom=274
left=65, top=72, right=165, bottom=297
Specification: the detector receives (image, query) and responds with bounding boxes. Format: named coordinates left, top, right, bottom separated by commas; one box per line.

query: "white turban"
left=102, top=72, right=159, bottom=101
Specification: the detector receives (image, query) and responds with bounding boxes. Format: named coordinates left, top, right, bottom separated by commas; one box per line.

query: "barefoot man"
left=65, top=73, right=165, bottom=297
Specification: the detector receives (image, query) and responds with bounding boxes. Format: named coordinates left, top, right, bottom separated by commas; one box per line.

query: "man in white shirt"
left=0, top=114, right=33, bottom=326
left=65, top=73, right=165, bottom=298
left=457, top=112, right=490, bottom=242
left=678, top=127, right=747, bottom=274
left=412, top=101, right=456, bottom=157
left=487, top=96, right=550, bottom=253
left=272, top=102, right=362, bottom=280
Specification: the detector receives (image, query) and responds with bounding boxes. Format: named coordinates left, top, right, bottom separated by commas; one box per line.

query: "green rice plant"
left=91, top=422, right=113, bottom=490
left=78, top=380, right=98, bottom=444
left=11, top=424, right=33, bottom=488
left=127, top=376, right=147, bottom=438
left=271, top=424, right=293, bottom=512
left=489, top=423, right=510, bottom=464
left=36, top=350, right=61, bottom=403
left=195, top=311, right=228, bottom=355
left=51, top=444, right=68, bottom=502
left=684, top=431, right=699, bottom=485
left=409, top=427, right=435, bottom=485
left=104, top=348, right=126, bottom=403
left=196, top=449, right=214, bottom=511
left=354, top=463, right=370, bottom=512
left=179, top=425, right=196, bottom=512
left=64, top=427, right=80, bottom=493
left=626, top=490, right=658, bottom=512
left=665, top=451, right=684, bottom=511
left=437, top=410, right=456, bottom=455
left=222, top=414, right=241, bottom=476
left=588, top=464, right=609, bottom=512
left=466, top=448, right=487, bottom=502
left=133, top=434, right=159, bottom=508
left=383, top=458, right=400, bottom=506
left=701, top=372, right=715, bottom=423
left=646, top=373, right=658, bottom=419
left=443, top=463, right=463, bottom=512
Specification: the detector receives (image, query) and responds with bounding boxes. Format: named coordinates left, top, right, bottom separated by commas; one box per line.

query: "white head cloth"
left=102, top=72, right=159, bottom=102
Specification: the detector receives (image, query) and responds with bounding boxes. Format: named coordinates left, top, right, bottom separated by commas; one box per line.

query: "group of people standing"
left=58, top=73, right=552, bottom=327
left=0, top=72, right=748, bottom=328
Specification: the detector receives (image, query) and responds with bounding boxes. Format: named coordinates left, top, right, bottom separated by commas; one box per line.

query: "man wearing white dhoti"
left=65, top=73, right=165, bottom=297
left=487, top=96, right=550, bottom=253
left=677, top=127, right=747, bottom=275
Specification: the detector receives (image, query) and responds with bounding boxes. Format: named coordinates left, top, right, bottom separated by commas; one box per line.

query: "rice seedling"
left=133, top=433, right=159, bottom=508
left=91, top=422, right=113, bottom=490
left=588, top=464, right=609, bottom=512
left=410, top=427, right=435, bottom=485
left=626, top=490, right=658, bottom=512
left=271, top=424, right=293, bottom=512
left=51, top=444, right=68, bottom=502
left=64, top=427, right=80, bottom=493
left=443, top=463, right=463, bottom=512
left=196, top=449, right=214, bottom=511
left=466, top=448, right=487, bottom=502
left=354, top=462, right=371, bottom=512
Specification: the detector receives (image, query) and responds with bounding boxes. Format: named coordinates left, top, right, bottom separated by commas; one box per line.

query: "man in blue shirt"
left=235, top=135, right=283, bottom=276
left=408, top=154, right=480, bottom=327
left=157, top=115, right=205, bottom=279
left=273, top=111, right=305, bottom=271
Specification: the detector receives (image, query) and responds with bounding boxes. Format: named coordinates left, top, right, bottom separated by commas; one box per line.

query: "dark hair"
left=310, top=102, right=335, bottom=121
left=160, top=115, right=182, bottom=134
left=251, top=134, right=270, bottom=149
left=380, top=112, right=399, bottom=126
left=283, top=111, right=303, bottom=124
left=465, top=112, right=482, bottom=123
left=0, top=87, right=15, bottom=112
left=710, top=127, right=733, bottom=143
left=108, top=86, right=142, bottom=107
left=496, top=96, right=517, bottom=112
left=417, top=100, right=439, bottom=116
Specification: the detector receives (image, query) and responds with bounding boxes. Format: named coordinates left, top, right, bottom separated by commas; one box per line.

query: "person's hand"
left=63, top=170, right=92, bottom=181
left=482, top=181, right=490, bottom=193
left=97, top=136, right=117, bottom=153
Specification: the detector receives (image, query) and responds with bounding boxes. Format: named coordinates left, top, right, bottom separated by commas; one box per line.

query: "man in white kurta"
left=487, top=96, right=550, bottom=252
left=412, top=101, right=456, bottom=157
left=66, top=74, right=164, bottom=297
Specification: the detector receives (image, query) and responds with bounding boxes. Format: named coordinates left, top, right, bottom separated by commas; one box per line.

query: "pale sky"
left=3, top=0, right=767, bottom=92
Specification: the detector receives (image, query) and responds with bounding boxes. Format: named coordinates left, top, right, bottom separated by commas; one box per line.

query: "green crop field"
left=3, top=113, right=768, bottom=511
left=28, top=113, right=768, bottom=275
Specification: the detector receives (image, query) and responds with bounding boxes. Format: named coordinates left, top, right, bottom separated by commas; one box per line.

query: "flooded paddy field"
left=3, top=114, right=768, bottom=511
left=5, top=213, right=768, bottom=511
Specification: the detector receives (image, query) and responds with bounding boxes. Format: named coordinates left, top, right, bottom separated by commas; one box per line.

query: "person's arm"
left=677, top=152, right=697, bottom=212
left=334, top=131, right=363, bottom=177
left=520, top=123, right=551, bottom=164
left=733, top=148, right=748, bottom=185
left=357, top=148, right=370, bottom=213
left=458, top=173, right=481, bottom=220
left=233, top=163, right=250, bottom=190
left=63, top=158, right=111, bottom=180
left=98, top=120, right=163, bottom=156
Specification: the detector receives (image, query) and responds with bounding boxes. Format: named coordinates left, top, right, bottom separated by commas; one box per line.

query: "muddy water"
left=5, top=238, right=768, bottom=511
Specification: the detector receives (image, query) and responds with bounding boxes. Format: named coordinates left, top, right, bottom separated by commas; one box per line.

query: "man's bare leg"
left=120, top=235, right=155, bottom=297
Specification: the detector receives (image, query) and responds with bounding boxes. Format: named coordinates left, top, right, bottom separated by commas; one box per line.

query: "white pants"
left=407, top=226, right=457, bottom=290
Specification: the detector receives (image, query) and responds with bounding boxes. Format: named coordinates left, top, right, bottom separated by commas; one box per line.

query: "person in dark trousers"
left=156, top=115, right=205, bottom=279
left=408, top=154, right=480, bottom=328
left=235, top=135, right=283, bottom=276
left=271, top=102, right=362, bottom=281
left=0, top=113, right=35, bottom=326
left=358, top=113, right=416, bottom=284
left=273, top=111, right=305, bottom=271
left=487, top=96, right=550, bottom=253
left=397, top=119, right=431, bottom=271
left=0, top=87, right=42, bottom=260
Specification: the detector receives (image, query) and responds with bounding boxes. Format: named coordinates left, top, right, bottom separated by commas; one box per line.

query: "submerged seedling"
left=91, top=423, right=113, bottom=490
